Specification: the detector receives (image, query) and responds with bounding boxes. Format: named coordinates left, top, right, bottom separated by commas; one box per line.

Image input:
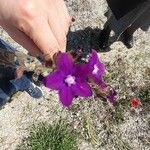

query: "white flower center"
left=65, top=75, right=76, bottom=86
left=92, top=64, right=99, bottom=75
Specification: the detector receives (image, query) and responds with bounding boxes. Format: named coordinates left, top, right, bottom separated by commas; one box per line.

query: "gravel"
left=0, top=0, right=149, bottom=150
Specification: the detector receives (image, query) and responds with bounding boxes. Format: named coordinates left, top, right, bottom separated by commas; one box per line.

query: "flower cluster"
left=43, top=50, right=117, bottom=107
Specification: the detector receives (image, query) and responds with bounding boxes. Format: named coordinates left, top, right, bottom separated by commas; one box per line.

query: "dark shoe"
left=10, top=75, right=43, bottom=99
left=0, top=75, right=43, bottom=108
left=25, top=82, right=43, bottom=99
left=23, top=70, right=44, bottom=86
left=122, top=32, right=134, bottom=49
left=0, top=88, right=10, bottom=108
left=0, top=39, right=43, bottom=100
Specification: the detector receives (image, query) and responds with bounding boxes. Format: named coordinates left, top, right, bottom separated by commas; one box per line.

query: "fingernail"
left=44, top=53, right=53, bottom=67
left=71, top=16, right=76, bottom=22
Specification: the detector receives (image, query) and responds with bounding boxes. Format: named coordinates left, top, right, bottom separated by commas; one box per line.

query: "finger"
left=56, top=0, right=71, bottom=24
left=23, top=18, right=60, bottom=61
left=48, top=10, right=67, bottom=51
left=47, top=0, right=70, bottom=21
left=1, top=23, right=41, bottom=56
left=48, top=17, right=67, bottom=52
left=56, top=0, right=71, bottom=34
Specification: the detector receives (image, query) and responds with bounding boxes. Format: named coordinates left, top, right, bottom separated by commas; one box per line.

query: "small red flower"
left=131, top=98, right=140, bottom=107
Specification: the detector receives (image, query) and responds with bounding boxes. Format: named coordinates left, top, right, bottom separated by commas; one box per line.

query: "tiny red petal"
left=131, top=98, right=140, bottom=107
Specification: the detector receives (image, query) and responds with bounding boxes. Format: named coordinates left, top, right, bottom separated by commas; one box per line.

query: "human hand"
left=0, top=0, right=71, bottom=62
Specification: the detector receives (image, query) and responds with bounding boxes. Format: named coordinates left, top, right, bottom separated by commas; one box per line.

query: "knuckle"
left=17, top=19, right=31, bottom=34
left=16, top=1, right=36, bottom=34
left=18, top=0, right=36, bottom=19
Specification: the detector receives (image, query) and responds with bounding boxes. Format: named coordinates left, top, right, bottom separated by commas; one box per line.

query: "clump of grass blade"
left=17, top=122, right=77, bottom=150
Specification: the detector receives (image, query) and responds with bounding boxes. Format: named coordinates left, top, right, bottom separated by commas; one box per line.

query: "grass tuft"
left=17, top=122, right=77, bottom=150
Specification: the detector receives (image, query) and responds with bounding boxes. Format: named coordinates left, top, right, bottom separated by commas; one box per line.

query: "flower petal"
left=107, top=88, right=117, bottom=103
left=87, top=50, right=105, bottom=84
left=88, top=50, right=98, bottom=66
left=56, top=53, right=74, bottom=74
left=72, top=82, right=92, bottom=97
left=89, top=74, right=104, bottom=86
left=97, top=62, right=105, bottom=75
left=59, top=86, right=74, bottom=107
left=43, top=71, right=64, bottom=90
left=99, top=81, right=107, bottom=89
left=74, top=64, right=89, bottom=81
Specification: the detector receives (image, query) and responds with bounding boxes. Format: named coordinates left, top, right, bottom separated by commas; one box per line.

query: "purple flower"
left=87, top=50, right=117, bottom=103
left=43, top=53, right=92, bottom=107
left=85, top=50, right=117, bottom=103
left=88, top=50, right=105, bottom=81
left=80, top=50, right=106, bottom=86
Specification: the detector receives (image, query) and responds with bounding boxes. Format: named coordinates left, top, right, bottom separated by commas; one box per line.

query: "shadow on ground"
left=67, top=27, right=110, bottom=54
